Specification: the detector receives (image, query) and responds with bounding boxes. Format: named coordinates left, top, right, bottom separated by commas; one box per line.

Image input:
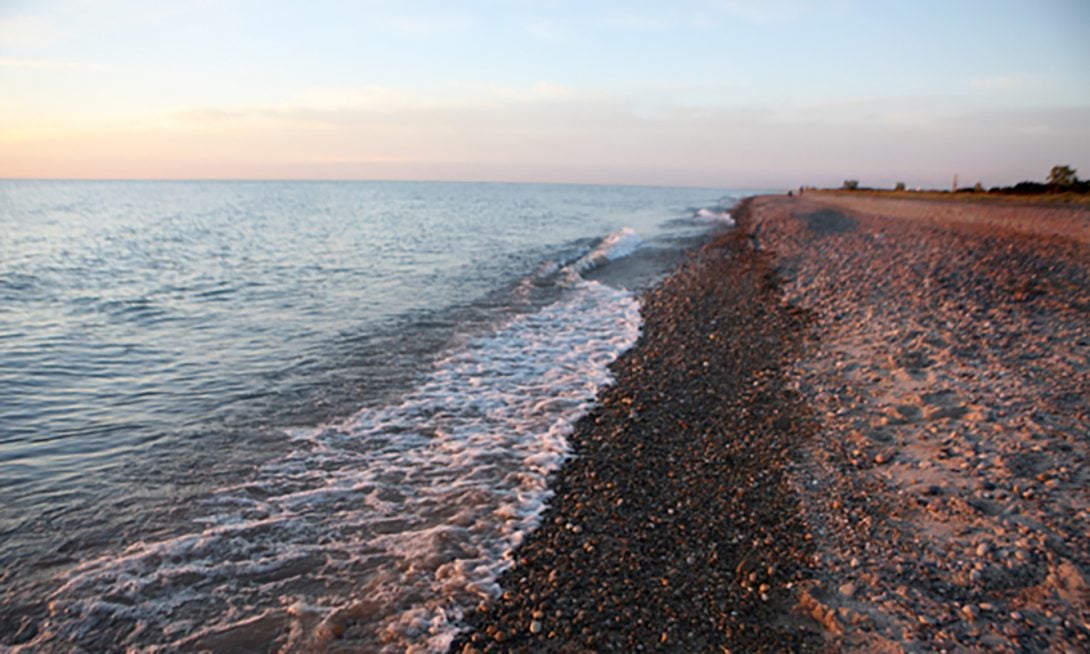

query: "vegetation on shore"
left=818, top=166, right=1090, bottom=206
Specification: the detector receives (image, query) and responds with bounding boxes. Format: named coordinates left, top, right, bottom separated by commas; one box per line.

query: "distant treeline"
left=979, top=179, right=1090, bottom=195
left=838, top=165, right=1089, bottom=196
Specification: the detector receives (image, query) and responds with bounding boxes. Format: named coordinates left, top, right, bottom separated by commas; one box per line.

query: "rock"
left=529, top=620, right=542, bottom=635
left=838, top=582, right=857, bottom=598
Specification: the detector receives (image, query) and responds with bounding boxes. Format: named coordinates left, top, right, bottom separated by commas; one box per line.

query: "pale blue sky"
left=2, top=0, right=1088, bottom=187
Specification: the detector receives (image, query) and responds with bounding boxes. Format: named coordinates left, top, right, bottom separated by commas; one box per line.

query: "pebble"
left=452, top=195, right=1090, bottom=654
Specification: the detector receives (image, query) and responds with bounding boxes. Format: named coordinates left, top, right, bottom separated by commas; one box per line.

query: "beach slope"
left=454, top=194, right=1090, bottom=652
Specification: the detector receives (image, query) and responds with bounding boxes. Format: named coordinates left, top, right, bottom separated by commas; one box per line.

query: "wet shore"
left=453, top=194, right=1090, bottom=652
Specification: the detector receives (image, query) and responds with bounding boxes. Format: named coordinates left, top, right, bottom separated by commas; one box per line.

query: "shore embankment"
left=454, top=194, right=1090, bottom=652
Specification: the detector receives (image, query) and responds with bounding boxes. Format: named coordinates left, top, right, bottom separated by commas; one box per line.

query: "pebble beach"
left=454, top=193, right=1090, bottom=652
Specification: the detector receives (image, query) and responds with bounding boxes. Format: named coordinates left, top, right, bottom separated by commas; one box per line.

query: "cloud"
left=524, top=18, right=564, bottom=41
left=602, top=13, right=677, bottom=30
left=712, top=0, right=813, bottom=23
left=969, top=75, right=1029, bottom=91
left=380, top=14, right=473, bottom=38
left=4, top=80, right=1087, bottom=188
left=0, top=58, right=106, bottom=71
left=0, top=14, right=66, bottom=49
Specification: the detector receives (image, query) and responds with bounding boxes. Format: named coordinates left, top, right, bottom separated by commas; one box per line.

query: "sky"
left=1, top=0, right=1088, bottom=188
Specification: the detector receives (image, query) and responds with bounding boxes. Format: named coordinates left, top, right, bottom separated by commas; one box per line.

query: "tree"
left=894, top=182, right=906, bottom=192
left=842, top=180, right=859, bottom=190
left=1048, top=165, right=1077, bottom=188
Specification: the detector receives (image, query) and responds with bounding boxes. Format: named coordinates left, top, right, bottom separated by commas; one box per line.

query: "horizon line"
left=0, top=177, right=788, bottom=191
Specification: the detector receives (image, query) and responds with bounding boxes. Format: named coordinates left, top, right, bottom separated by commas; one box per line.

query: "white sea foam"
left=22, top=276, right=642, bottom=653
left=566, top=227, right=642, bottom=275
left=694, top=207, right=735, bottom=226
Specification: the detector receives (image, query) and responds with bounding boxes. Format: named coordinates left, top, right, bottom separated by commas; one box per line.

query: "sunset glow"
left=3, top=0, right=1089, bottom=187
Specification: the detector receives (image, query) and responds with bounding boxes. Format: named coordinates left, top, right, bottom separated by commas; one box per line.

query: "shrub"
left=1048, top=165, right=1077, bottom=188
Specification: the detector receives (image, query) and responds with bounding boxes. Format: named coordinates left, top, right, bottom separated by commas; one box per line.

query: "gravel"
left=452, top=193, right=1090, bottom=652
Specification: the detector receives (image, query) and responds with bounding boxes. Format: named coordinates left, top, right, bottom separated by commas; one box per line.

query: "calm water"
left=0, top=180, right=747, bottom=652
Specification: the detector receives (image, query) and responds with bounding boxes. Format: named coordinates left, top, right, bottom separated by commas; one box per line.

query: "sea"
left=0, top=180, right=749, bottom=652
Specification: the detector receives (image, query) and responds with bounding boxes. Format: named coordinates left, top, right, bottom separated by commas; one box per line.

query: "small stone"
left=976, top=542, right=991, bottom=557
left=838, top=582, right=857, bottom=598
left=529, top=620, right=543, bottom=635
left=962, top=604, right=979, bottom=620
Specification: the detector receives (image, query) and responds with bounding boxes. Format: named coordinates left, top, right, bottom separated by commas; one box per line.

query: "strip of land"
left=453, top=194, right=1090, bottom=652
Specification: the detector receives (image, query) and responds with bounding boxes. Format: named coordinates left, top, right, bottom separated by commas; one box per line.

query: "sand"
left=453, top=193, right=1090, bottom=652
left=765, top=193, right=1090, bottom=651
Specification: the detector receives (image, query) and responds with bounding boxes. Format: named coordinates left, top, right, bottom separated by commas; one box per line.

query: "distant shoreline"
left=807, top=187, right=1090, bottom=207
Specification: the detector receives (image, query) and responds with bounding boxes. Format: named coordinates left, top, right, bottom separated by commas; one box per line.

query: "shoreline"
left=453, top=194, right=1090, bottom=652
left=452, top=199, right=824, bottom=651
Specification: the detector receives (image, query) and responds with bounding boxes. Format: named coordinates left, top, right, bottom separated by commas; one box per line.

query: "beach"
left=454, top=193, right=1090, bottom=652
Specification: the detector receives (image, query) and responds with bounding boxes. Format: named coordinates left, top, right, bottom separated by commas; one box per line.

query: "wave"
left=693, top=207, right=735, bottom=226
left=18, top=245, right=643, bottom=652
left=564, top=227, right=643, bottom=276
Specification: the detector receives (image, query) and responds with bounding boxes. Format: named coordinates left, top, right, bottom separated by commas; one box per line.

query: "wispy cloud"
left=380, top=14, right=473, bottom=38
left=524, top=18, right=563, bottom=41
left=970, top=75, right=1029, bottom=91
left=602, top=13, right=677, bottom=30
left=712, top=0, right=814, bottom=23
left=0, top=58, right=107, bottom=71
left=0, top=14, right=66, bottom=49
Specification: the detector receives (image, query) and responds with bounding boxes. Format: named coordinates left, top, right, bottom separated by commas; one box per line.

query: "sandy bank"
left=805, top=191, right=1090, bottom=244
left=454, top=194, right=1090, bottom=652
left=758, top=193, right=1090, bottom=651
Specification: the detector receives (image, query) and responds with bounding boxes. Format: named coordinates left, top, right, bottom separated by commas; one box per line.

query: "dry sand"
left=764, top=193, right=1090, bottom=652
left=454, top=194, right=1090, bottom=652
